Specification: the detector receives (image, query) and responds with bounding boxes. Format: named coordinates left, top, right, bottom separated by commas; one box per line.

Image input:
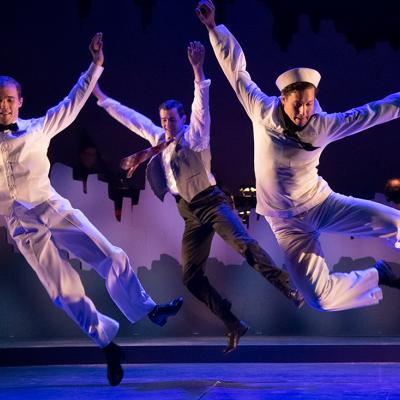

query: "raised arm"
left=89, top=32, right=104, bottom=67
left=40, top=33, right=104, bottom=138
left=92, top=81, right=107, bottom=103
left=93, top=81, right=163, bottom=146
left=188, top=41, right=206, bottom=83
left=196, top=0, right=275, bottom=120
left=186, top=41, right=211, bottom=150
left=196, top=0, right=216, bottom=31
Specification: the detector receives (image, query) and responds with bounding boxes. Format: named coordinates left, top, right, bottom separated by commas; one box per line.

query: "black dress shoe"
left=223, top=320, right=249, bottom=354
left=102, top=341, right=125, bottom=386
left=273, top=277, right=305, bottom=308
left=148, top=296, right=184, bottom=326
left=287, top=289, right=305, bottom=308
left=375, top=260, right=400, bottom=288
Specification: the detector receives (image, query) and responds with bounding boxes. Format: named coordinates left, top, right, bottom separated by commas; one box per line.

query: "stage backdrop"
left=1, top=0, right=400, bottom=341
left=0, top=163, right=400, bottom=341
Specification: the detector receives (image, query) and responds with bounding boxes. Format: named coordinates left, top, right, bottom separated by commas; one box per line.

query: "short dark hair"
left=281, top=81, right=317, bottom=98
left=0, top=76, right=22, bottom=98
left=158, top=99, right=186, bottom=117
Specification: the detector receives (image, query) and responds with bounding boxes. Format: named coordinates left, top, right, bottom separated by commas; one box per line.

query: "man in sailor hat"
left=198, top=0, right=400, bottom=312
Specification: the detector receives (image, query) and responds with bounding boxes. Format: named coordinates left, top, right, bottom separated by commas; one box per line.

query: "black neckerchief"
left=278, top=103, right=319, bottom=151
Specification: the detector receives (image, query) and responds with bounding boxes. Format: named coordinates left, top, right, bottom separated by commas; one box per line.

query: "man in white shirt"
left=93, top=41, right=303, bottom=354
left=0, top=33, right=183, bottom=386
left=197, top=0, right=400, bottom=313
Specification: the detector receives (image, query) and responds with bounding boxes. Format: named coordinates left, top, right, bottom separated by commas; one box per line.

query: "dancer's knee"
left=182, top=265, right=203, bottom=289
left=303, top=291, right=337, bottom=311
left=102, top=247, right=130, bottom=278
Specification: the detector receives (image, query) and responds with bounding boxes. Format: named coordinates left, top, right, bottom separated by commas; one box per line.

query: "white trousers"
left=266, top=193, right=400, bottom=311
left=5, top=195, right=156, bottom=347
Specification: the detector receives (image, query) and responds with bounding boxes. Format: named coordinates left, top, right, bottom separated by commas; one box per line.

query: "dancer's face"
left=0, top=84, right=23, bottom=125
left=159, top=107, right=186, bottom=141
left=281, top=87, right=315, bottom=127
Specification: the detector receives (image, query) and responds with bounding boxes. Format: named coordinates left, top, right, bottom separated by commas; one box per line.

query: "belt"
left=174, top=185, right=217, bottom=204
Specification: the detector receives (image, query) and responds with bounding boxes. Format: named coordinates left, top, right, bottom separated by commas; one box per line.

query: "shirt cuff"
left=97, top=97, right=118, bottom=108
left=194, top=79, right=211, bottom=88
left=87, top=62, right=104, bottom=81
left=209, top=24, right=228, bottom=46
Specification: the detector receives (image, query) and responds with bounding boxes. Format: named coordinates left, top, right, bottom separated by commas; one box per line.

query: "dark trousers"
left=177, top=186, right=291, bottom=329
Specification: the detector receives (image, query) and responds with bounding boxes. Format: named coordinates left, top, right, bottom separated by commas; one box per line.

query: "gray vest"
left=146, top=135, right=212, bottom=203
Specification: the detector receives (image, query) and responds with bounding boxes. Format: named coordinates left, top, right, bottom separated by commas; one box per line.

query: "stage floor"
left=1, top=362, right=400, bottom=399
left=2, top=337, right=400, bottom=398
left=2, top=336, right=400, bottom=365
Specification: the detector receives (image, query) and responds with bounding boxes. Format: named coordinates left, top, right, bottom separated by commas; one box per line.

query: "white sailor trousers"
left=5, top=195, right=156, bottom=347
left=266, top=193, right=400, bottom=311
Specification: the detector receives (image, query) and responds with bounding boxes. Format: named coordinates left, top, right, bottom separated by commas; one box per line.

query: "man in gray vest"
left=93, top=41, right=303, bottom=354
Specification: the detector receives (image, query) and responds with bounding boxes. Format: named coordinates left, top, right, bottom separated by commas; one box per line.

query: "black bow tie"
left=0, top=123, right=19, bottom=132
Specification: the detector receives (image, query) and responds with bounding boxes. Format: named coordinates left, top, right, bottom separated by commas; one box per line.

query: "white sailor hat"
left=275, top=67, right=321, bottom=91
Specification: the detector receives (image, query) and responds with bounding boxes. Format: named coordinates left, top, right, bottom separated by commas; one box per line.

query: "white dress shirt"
left=0, top=63, right=103, bottom=216
left=98, top=79, right=216, bottom=194
left=209, top=25, right=400, bottom=217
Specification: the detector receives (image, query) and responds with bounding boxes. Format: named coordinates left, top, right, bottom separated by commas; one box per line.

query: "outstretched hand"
left=121, top=140, right=173, bottom=179
left=188, top=41, right=205, bottom=69
left=120, top=155, right=142, bottom=179
left=196, top=0, right=216, bottom=30
left=89, top=32, right=104, bottom=66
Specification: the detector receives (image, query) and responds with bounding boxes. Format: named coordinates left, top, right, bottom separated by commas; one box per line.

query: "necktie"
left=120, top=139, right=173, bottom=178
left=0, top=123, right=19, bottom=132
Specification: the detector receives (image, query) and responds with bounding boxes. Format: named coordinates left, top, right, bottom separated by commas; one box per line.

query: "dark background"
left=2, top=0, right=400, bottom=199
left=2, top=0, right=400, bottom=341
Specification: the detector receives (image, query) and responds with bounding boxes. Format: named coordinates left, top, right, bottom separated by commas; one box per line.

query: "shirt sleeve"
left=209, top=25, right=276, bottom=121
left=318, top=93, right=400, bottom=143
left=39, top=63, right=103, bottom=138
left=97, top=97, right=163, bottom=146
left=185, top=79, right=211, bottom=151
